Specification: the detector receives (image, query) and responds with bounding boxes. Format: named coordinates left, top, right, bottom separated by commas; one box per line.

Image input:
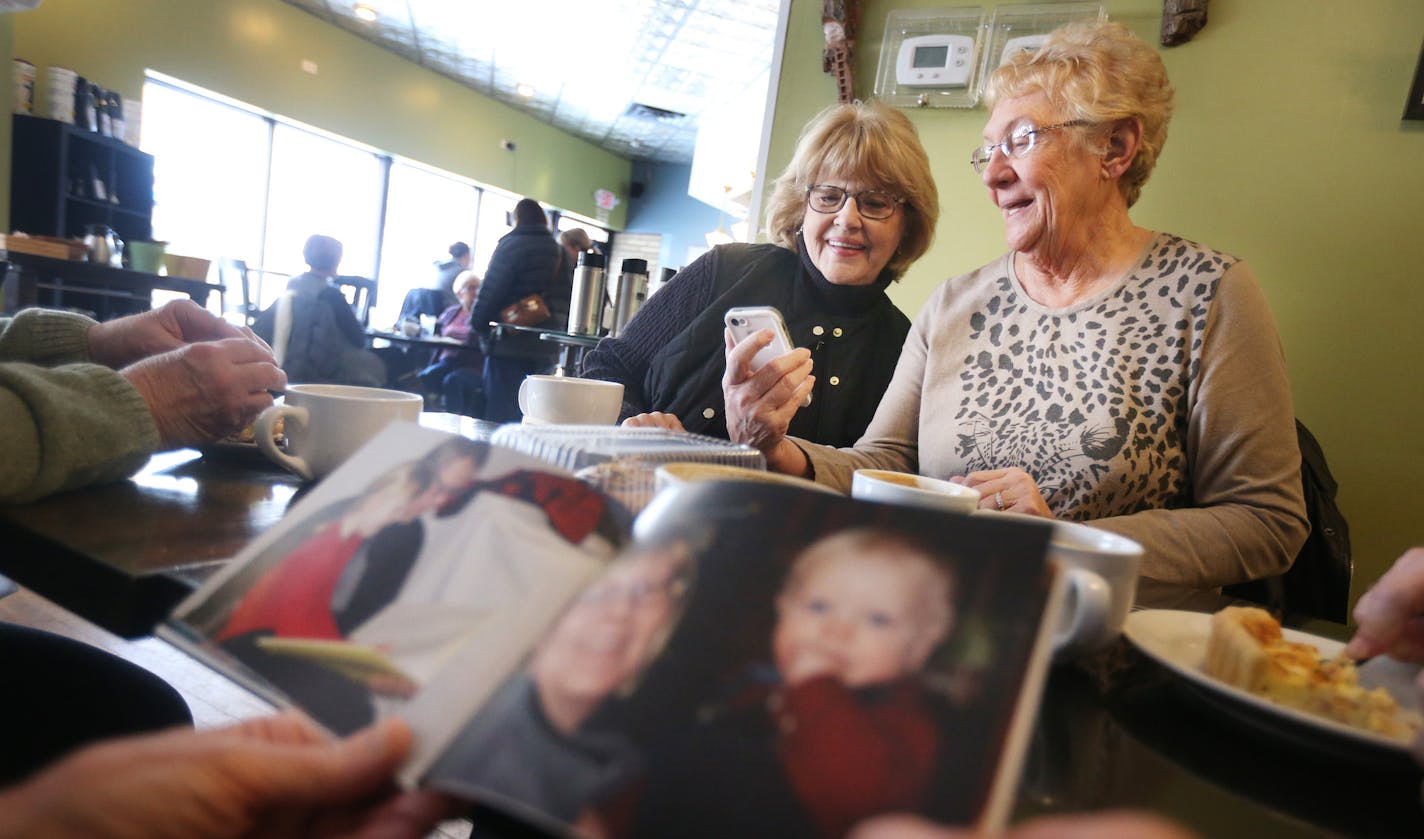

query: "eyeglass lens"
left=806, top=185, right=899, bottom=219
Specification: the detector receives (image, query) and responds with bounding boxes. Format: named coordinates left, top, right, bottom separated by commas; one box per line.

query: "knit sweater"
left=0, top=309, right=159, bottom=504
left=798, top=234, right=1308, bottom=588
left=580, top=242, right=910, bottom=447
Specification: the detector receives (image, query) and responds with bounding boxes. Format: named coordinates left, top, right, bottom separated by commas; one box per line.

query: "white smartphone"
left=724, top=306, right=811, bottom=406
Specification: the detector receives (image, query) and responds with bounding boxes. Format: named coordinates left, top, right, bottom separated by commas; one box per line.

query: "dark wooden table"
left=3, top=250, right=225, bottom=319
left=366, top=329, right=482, bottom=354
left=1, top=443, right=1419, bottom=836
left=489, top=322, right=601, bottom=376
left=0, top=413, right=498, bottom=637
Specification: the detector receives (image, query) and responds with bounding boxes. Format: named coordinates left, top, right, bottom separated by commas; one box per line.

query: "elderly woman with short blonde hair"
left=582, top=100, right=940, bottom=450
left=749, top=21, right=1307, bottom=589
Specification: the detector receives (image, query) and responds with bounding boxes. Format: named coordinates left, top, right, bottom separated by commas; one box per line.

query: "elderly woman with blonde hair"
left=581, top=100, right=939, bottom=449
left=746, top=21, right=1306, bottom=589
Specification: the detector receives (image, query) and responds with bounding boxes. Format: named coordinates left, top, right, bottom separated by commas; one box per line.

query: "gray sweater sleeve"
left=0, top=309, right=160, bottom=504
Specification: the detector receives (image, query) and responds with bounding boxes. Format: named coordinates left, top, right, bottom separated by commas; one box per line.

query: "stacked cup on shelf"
left=45, top=65, right=77, bottom=124
left=12, top=58, right=35, bottom=115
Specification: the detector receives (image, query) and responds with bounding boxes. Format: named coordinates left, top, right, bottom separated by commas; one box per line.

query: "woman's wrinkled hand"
left=122, top=338, right=287, bottom=448
left=88, top=299, right=250, bottom=368
left=952, top=467, right=1053, bottom=517
left=721, top=327, right=813, bottom=454
left=622, top=412, right=685, bottom=432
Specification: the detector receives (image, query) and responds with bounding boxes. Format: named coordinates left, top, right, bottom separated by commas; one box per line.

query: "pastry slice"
left=1202, top=606, right=1420, bottom=743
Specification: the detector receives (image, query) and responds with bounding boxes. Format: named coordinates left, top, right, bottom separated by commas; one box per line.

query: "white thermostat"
left=896, top=34, right=975, bottom=88
left=999, top=34, right=1048, bottom=66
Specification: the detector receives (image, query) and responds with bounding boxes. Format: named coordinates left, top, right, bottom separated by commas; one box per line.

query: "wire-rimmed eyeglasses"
left=804, top=185, right=904, bottom=220
left=969, top=120, right=1089, bottom=174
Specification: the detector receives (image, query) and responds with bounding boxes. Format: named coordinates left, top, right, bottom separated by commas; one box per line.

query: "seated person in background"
left=253, top=234, right=386, bottom=387
left=741, top=21, right=1306, bottom=589
left=632, top=528, right=954, bottom=839
left=0, top=299, right=285, bottom=504
left=580, top=100, right=938, bottom=448
left=418, top=269, right=485, bottom=417
left=399, top=241, right=471, bottom=324
left=434, top=241, right=472, bottom=308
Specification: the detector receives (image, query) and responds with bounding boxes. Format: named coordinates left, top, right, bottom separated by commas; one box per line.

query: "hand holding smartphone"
left=724, top=306, right=812, bottom=407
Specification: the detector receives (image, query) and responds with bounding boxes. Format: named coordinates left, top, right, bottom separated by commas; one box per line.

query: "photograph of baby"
left=428, top=479, right=1054, bottom=839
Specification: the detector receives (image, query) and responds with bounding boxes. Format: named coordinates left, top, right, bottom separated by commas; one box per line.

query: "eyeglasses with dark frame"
left=969, top=120, right=1090, bottom=174
left=804, top=185, right=905, bottom=220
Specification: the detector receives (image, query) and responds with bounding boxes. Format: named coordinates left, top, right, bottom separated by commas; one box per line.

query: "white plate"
left=1124, top=609, right=1422, bottom=760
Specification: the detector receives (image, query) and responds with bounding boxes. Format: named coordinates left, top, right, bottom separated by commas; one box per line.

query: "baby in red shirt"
left=769, top=528, right=956, bottom=839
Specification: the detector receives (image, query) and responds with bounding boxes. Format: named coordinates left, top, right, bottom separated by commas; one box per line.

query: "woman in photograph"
left=741, top=21, right=1307, bottom=589
left=580, top=100, right=939, bottom=449
left=424, top=540, right=694, bottom=835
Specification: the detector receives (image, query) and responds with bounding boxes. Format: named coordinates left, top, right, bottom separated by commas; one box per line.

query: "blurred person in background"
left=418, top=269, right=485, bottom=417
left=469, top=198, right=573, bottom=422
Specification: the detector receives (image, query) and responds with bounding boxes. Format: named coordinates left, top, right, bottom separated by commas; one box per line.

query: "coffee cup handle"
left=1052, top=566, right=1112, bottom=655
left=517, top=378, right=531, bottom=418
left=255, top=404, right=312, bottom=481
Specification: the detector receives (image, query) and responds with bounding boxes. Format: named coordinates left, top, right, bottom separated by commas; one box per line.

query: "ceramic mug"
left=850, top=469, right=981, bottom=514
left=992, top=512, right=1144, bottom=656
left=517, top=375, right=623, bottom=425
left=254, top=384, right=423, bottom=480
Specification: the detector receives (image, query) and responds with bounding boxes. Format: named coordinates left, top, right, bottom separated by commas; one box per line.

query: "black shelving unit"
left=9, top=113, right=154, bottom=245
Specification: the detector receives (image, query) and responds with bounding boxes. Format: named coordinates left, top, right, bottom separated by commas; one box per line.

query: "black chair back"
left=334, top=275, right=376, bottom=326
left=217, top=257, right=258, bottom=324
left=1223, top=419, right=1353, bottom=622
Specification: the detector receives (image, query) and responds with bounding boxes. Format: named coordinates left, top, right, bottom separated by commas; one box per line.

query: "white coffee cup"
left=992, top=511, right=1144, bottom=657
left=851, top=469, right=981, bottom=514
left=517, top=375, right=623, bottom=425
left=254, top=384, right=423, bottom=480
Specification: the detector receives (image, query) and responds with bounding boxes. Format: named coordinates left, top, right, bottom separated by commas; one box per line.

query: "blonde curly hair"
left=986, top=20, right=1174, bottom=208
left=762, top=101, right=938, bottom=280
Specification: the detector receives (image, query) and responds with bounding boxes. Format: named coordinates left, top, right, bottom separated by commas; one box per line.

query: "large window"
left=142, top=82, right=269, bottom=314
left=139, top=74, right=607, bottom=324
left=373, top=161, right=481, bottom=328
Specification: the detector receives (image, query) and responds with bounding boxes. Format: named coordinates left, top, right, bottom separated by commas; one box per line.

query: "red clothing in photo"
left=216, top=520, right=364, bottom=642
left=773, top=674, right=939, bottom=839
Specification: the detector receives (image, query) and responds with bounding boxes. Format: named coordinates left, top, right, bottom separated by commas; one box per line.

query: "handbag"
left=498, top=293, right=550, bottom=327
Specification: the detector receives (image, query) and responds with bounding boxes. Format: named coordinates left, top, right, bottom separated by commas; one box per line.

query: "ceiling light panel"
left=279, top=0, right=780, bottom=164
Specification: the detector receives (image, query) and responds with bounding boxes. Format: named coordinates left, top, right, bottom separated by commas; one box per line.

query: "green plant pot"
left=128, top=240, right=168, bottom=274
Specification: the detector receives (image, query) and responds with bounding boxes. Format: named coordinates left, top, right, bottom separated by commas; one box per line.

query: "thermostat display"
left=895, top=34, right=974, bottom=88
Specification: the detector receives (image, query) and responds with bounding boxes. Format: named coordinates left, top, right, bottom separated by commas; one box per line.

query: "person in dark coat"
left=469, top=198, right=573, bottom=422
left=579, top=101, right=939, bottom=448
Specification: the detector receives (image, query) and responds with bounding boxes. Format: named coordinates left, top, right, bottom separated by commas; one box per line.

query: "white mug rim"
left=284, top=383, right=424, bottom=404
left=852, top=468, right=982, bottom=501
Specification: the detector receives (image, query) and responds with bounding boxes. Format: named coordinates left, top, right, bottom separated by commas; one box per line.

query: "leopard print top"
left=911, top=232, right=1236, bottom=521
left=936, top=234, right=1235, bottom=520
left=800, top=232, right=1307, bottom=586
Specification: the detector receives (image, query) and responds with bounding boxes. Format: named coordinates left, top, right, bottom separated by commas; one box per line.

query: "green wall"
left=766, top=0, right=1424, bottom=600
left=6, top=0, right=630, bottom=226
